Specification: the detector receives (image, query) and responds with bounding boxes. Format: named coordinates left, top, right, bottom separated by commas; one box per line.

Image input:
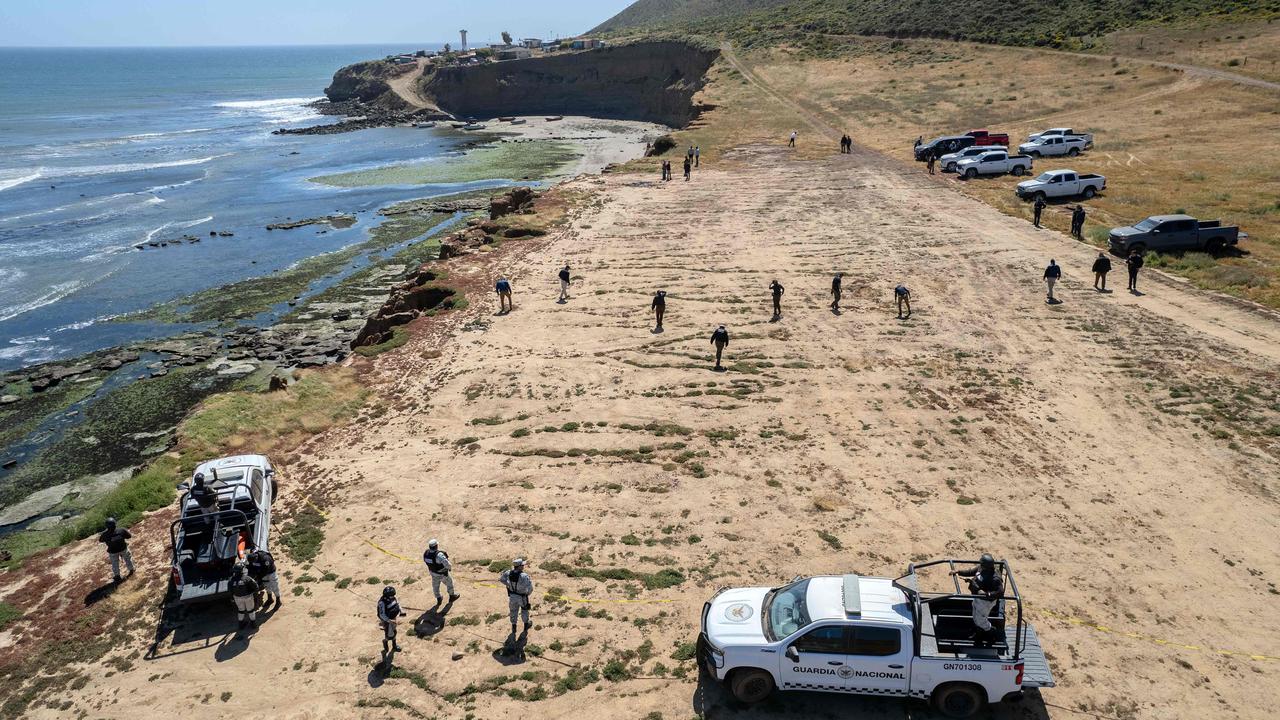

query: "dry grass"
left=1096, top=19, right=1280, bottom=83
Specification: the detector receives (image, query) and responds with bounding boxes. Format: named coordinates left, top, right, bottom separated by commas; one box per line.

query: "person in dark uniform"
left=830, top=273, right=843, bottom=311
left=894, top=283, right=911, bottom=319
left=651, top=290, right=666, bottom=330
left=558, top=264, right=572, bottom=302
left=230, top=563, right=260, bottom=630
left=951, top=554, right=1005, bottom=647
left=1126, top=250, right=1144, bottom=292
left=683, top=156, right=692, bottom=182
left=1092, top=252, right=1112, bottom=291
left=926, top=155, right=937, bottom=175
left=98, top=517, right=134, bottom=583
left=189, top=472, right=218, bottom=515
left=769, top=279, right=784, bottom=318
left=246, top=547, right=280, bottom=609
left=710, top=325, right=729, bottom=371
left=1033, top=197, right=1047, bottom=228
left=1071, top=205, right=1086, bottom=239
left=378, top=586, right=404, bottom=666
left=1043, top=259, right=1062, bottom=303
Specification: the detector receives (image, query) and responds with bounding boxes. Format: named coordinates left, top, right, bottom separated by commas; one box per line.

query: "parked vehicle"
left=940, top=146, right=1007, bottom=173
left=1026, top=127, right=1093, bottom=148
left=169, top=455, right=277, bottom=604
left=412, top=121, right=437, bottom=129
left=1016, top=169, right=1106, bottom=201
left=965, top=129, right=1010, bottom=147
left=1109, top=215, right=1246, bottom=255
left=461, top=123, right=487, bottom=130
left=698, top=558, right=1055, bottom=718
left=954, top=150, right=1033, bottom=179
left=915, top=135, right=976, bottom=161
left=1019, top=135, right=1087, bottom=158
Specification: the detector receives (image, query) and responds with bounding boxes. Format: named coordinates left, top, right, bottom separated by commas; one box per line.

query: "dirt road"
left=27, top=120, right=1280, bottom=720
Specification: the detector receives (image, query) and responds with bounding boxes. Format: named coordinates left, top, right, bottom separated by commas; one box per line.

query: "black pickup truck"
left=1109, top=215, right=1246, bottom=255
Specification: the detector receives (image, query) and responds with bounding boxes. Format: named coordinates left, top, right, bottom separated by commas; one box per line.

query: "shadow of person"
left=85, top=581, right=120, bottom=607
left=413, top=608, right=449, bottom=639
left=1046, top=298, right=1063, bottom=305
left=1130, top=289, right=1145, bottom=296
left=651, top=326, right=664, bottom=334
left=213, top=628, right=252, bottom=662
left=366, top=663, right=386, bottom=688
left=491, top=630, right=528, bottom=666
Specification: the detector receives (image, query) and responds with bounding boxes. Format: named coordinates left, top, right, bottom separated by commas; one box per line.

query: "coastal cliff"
left=325, top=41, right=719, bottom=127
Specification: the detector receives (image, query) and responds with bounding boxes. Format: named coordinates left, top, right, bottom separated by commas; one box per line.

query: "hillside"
left=593, top=0, right=1280, bottom=48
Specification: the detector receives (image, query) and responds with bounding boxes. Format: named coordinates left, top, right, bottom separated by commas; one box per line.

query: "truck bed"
left=1013, top=622, right=1055, bottom=688
left=916, top=600, right=1055, bottom=687
left=177, top=577, right=232, bottom=604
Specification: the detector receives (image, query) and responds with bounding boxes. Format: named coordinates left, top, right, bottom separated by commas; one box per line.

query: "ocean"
left=0, top=45, right=508, bottom=371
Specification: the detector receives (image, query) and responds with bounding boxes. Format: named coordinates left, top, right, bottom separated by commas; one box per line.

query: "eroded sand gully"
left=31, top=144, right=1280, bottom=720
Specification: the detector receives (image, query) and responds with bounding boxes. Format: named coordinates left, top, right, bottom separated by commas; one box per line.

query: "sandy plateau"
left=5, top=43, right=1280, bottom=720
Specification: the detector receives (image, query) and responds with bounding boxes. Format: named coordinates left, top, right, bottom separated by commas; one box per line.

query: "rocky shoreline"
left=273, top=99, right=451, bottom=136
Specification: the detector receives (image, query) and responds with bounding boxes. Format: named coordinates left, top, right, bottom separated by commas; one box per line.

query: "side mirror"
left=785, top=646, right=800, bottom=663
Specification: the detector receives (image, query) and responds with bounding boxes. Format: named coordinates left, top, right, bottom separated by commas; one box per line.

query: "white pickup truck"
left=1016, top=169, right=1107, bottom=201
left=1026, top=127, right=1094, bottom=148
left=698, top=559, right=1054, bottom=718
left=1019, top=135, right=1087, bottom=158
left=954, top=150, right=1033, bottom=179
left=939, top=145, right=1007, bottom=173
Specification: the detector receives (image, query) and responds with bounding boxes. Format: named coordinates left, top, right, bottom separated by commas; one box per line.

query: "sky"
left=0, top=0, right=636, bottom=47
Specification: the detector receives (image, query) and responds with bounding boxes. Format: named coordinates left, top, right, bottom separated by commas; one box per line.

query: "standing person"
left=1126, top=250, right=1144, bottom=292
left=1032, top=196, right=1047, bottom=228
left=1092, top=252, right=1112, bottom=291
left=894, top=283, right=912, bottom=319
left=651, top=290, right=666, bottom=330
left=687, top=145, right=695, bottom=163
left=377, top=586, right=404, bottom=666
left=658, top=159, right=666, bottom=181
left=1072, top=205, right=1087, bottom=239
left=788, top=130, right=797, bottom=148
left=558, top=264, right=571, bottom=302
left=98, top=517, right=134, bottom=583
left=423, top=538, right=459, bottom=604
left=769, top=279, right=785, bottom=318
left=683, top=156, right=692, bottom=182
left=245, top=547, right=280, bottom=609
left=1044, top=259, right=1062, bottom=302
left=951, top=554, right=1005, bottom=647
left=189, top=472, right=218, bottom=516
left=230, top=563, right=260, bottom=630
left=500, top=558, right=533, bottom=636
left=830, top=273, right=843, bottom=311
left=926, top=155, right=937, bottom=175
left=710, top=325, right=730, bottom=370
left=914, top=135, right=923, bottom=149
left=495, top=276, right=513, bottom=314
left=694, top=146, right=701, bottom=167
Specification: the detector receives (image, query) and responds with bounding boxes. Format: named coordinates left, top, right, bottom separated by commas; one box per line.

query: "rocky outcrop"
left=324, top=60, right=415, bottom=110
left=351, top=269, right=456, bottom=348
left=489, top=187, right=538, bottom=220
left=418, top=41, right=718, bottom=128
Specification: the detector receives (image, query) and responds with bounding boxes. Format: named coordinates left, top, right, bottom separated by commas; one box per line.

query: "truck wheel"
left=945, top=162, right=956, bottom=172
left=1011, top=166, right=1025, bottom=176
left=1068, top=147, right=1080, bottom=157
left=964, top=168, right=977, bottom=180
left=1082, top=187, right=1096, bottom=199
left=931, top=683, right=986, bottom=718
left=729, top=669, right=775, bottom=704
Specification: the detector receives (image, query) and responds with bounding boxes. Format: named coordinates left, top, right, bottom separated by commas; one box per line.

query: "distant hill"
left=591, top=0, right=1280, bottom=49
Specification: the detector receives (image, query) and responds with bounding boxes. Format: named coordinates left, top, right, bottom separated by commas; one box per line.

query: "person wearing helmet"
left=98, top=517, right=134, bottom=583
left=377, top=586, right=404, bottom=660
left=499, top=558, right=533, bottom=636
left=229, top=562, right=260, bottom=630
left=246, top=547, right=280, bottom=609
left=423, top=538, right=459, bottom=604
left=189, top=472, right=217, bottom=516
left=951, top=554, right=1006, bottom=647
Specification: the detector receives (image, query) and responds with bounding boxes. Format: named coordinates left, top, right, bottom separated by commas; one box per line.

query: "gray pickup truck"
left=1109, top=215, right=1246, bottom=255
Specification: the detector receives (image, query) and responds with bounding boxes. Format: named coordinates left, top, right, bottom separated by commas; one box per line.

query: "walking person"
left=788, top=130, right=797, bottom=148
left=894, top=283, right=912, bottom=319
left=1033, top=196, right=1046, bottom=228
left=694, top=146, right=700, bottom=167
left=230, top=563, right=260, bottom=630
left=245, top=547, right=280, bottom=609
left=951, top=554, right=1005, bottom=647
left=1092, top=252, right=1112, bottom=291
left=830, top=272, right=843, bottom=311
left=495, top=276, right=513, bottom=314
left=500, top=558, right=533, bottom=636
left=683, top=156, right=692, bottom=182
left=651, top=290, right=666, bottom=331
left=769, top=279, right=785, bottom=318
left=1071, top=205, right=1086, bottom=240
left=98, top=517, right=134, bottom=583
left=558, top=264, right=571, bottom=302
left=423, top=538, right=460, bottom=604
left=659, top=160, right=667, bottom=181
left=710, top=325, right=729, bottom=371
left=1044, top=259, right=1062, bottom=303
left=377, top=586, right=404, bottom=668
left=926, top=155, right=937, bottom=175
left=1126, top=250, right=1144, bottom=292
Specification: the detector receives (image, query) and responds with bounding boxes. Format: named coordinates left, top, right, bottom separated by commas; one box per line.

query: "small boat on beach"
left=450, top=122, right=468, bottom=129
left=545, top=115, right=564, bottom=121
left=498, top=116, right=516, bottom=122
left=413, top=121, right=437, bottom=128
left=509, top=118, right=527, bottom=125
left=461, top=123, right=487, bottom=130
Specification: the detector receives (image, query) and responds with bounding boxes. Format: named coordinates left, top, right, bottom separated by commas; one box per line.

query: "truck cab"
left=965, top=129, right=1010, bottom=147
left=699, top=559, right=1054, bottom=718
left=168, top=454, right=277, bottom=604
left=915, top=135, right=976, bottom=161
left=939, top=145, right=1007, bottom=173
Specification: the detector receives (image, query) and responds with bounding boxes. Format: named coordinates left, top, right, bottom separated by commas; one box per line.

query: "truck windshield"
left=764, top=578, right=814, bottom=640
left=1134, top=218, right=1159, bottom=231
left=1034, top=172, right=1055, bottom=182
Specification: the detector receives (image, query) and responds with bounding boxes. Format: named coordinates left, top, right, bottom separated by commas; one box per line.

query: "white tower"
left=460, top=30, right=468, bottom=51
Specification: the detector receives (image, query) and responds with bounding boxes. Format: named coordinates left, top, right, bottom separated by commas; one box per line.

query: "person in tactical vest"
left=499, top=558, right=533, bottom=636
left=423, top=538, right=460, bottom=604
left=952, top=554, right=1005, bottom=647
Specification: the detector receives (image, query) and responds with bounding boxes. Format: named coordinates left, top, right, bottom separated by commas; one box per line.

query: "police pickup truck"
left=954, top=150, right=1033, bottom=179
left=698, top=558, right=1054, bottom=718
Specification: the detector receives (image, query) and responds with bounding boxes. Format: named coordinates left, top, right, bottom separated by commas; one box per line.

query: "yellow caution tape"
left=1034, top=607, right=1280, bottom=662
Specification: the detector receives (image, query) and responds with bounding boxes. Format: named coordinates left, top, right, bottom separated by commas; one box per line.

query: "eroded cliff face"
left=418, top=41, right=719, bottom=127
left=324, top=60, right=413, bottom=111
